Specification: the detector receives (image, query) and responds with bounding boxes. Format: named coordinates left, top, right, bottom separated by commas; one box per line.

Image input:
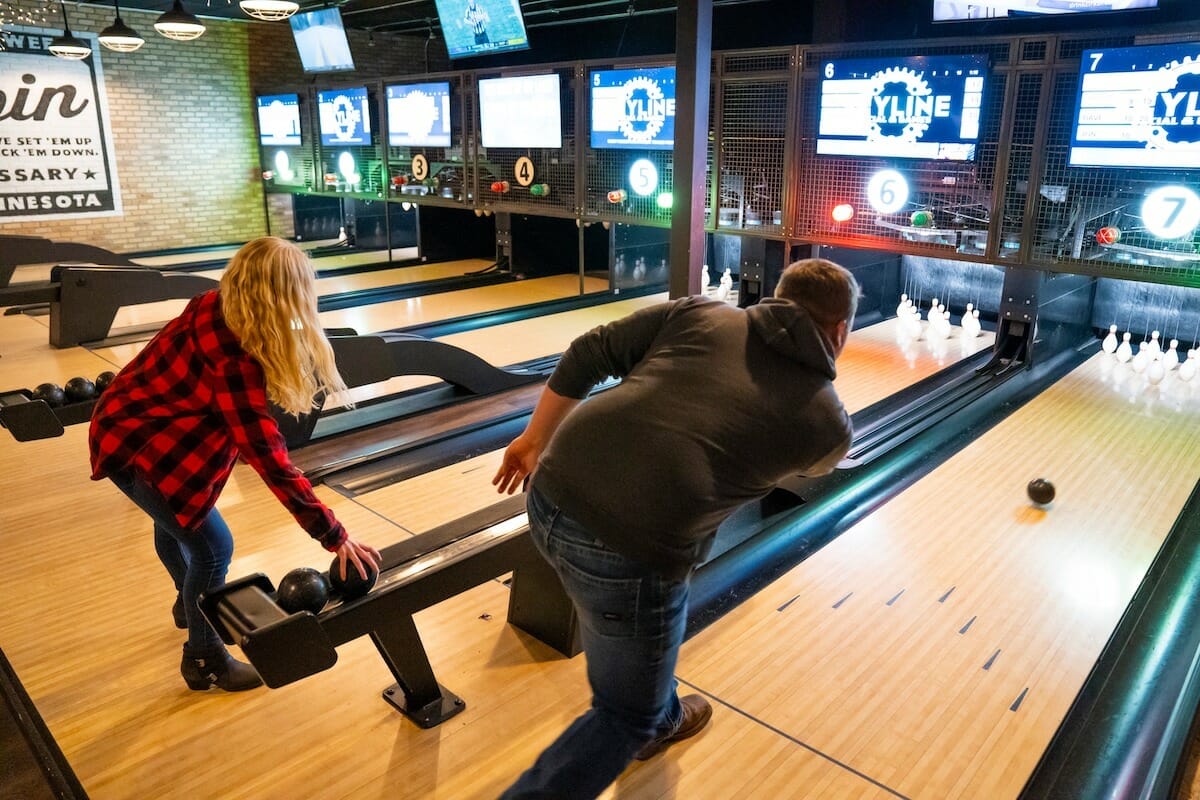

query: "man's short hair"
left=774, top=258, right=860, bottom=327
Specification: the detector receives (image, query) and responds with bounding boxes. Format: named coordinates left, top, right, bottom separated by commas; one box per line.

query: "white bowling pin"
left=1132, top=342, right=1150, bottom=373
left=1102, top=324, right=1118, bottom=354
left=1116, top=332, right=1133, bottom=363
left=1163, top=339, right=1180, bottom=371
left=896, top=293, right=909, bottom=318
left=1149, top=330, right=1161, bottom=354
left=1147, top=357, right=1165, bottom=385
left=1179, top=349, right=1197, bottom=382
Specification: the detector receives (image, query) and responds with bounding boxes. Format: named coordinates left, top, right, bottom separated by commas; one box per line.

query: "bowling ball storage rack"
left=200, top=494, right=580, bottom=729
left=0, top=389, right=96, bottom=442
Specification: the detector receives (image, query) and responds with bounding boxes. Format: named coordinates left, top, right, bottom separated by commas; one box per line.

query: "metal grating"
left=312, top=86, right=386, bottom=198
left=794, top=63, right=1007, bottom=261
left=1057, top=35, right=1135, bottom=62
left=1020, top=40, right=1048, bottom=63
left=805, top=41, right=1013, bottom=70
left=722, top=49, right=791, bottom=75
left=261, top=93, right=315, bottom=195
left=1029, top=68, right=1200, bottom=288
left=383, top=74, right=469, bottom=207
left=996, top=71, right=1044, bottom=260
left=476, top=67, right=576, bottom=217
left=717, top=79, right=789, bottom=235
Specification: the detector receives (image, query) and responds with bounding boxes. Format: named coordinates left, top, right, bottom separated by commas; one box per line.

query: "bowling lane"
left=352, top=316, right=995, bottom=537
left=99, top=256, right=497, bottom=335
left=90, top=273, right=610, bottom=369
left=675, top=353, right=1200, bottom=799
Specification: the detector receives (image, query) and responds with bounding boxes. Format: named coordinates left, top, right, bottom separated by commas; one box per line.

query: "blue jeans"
left=501, top=485, right=691, bottom=800
left=110, top=470, right=233, bottom=652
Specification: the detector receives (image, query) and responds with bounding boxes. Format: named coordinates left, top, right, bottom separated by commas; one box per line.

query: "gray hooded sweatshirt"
left=533, top=295, right=852, bottom=579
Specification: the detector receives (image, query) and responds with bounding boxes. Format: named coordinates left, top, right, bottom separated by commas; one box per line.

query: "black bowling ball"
left=275, top=567, right=330, bottom=614
left=63, top=376, right=96, bottom=404
left=328, top=557, right=378, bottom=602
left=32, top=382, right=65, bottom=408
left=95, top=371, right=117, bottom=393
left=1027, top=478, right=1056, bottom=506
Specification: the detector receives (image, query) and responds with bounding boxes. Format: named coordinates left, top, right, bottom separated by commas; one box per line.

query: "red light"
left=831, top=203, right=854, bottom=223
left=491, top=180, right=511, bottom=193
left=607, top=189, right=627, bottom=203
left=1096, top=226, right=1121, bottom=245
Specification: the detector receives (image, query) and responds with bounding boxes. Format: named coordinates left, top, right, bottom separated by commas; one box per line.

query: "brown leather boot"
left=180, top=645, right=263, bottom=692
left=634, top=694, right=713, bottom=760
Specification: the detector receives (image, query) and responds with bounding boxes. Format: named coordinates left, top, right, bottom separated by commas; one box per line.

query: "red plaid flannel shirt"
left=89, top=290, right=346, bottom=551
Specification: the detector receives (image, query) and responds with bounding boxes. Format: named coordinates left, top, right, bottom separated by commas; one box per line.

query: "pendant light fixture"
left=154, top=0, right=205, bottom=41
left=238, top=0, right=299, bottom=22
left=99, top=0, right=145, bottom=52
left=49, top=0, right=92, bottom=59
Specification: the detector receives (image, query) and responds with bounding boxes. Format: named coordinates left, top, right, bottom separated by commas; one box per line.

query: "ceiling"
left=74, top=0, right=759, bottom=36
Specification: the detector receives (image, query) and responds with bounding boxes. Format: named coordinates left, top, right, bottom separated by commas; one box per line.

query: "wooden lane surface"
left=675, top=353, right=1200, bottom=799
left=87, top=274, right=611, bottom=371
left=100, top=257, right=496, bottom=333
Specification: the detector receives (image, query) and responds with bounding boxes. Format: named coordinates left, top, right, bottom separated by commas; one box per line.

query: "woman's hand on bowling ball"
left=493, top=434, right=540, bottom=495
left=333, top=537, right=381, bottom=582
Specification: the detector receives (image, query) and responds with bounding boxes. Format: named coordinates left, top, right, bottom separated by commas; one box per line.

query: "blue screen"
left=434, top=0, right=529, bottom=59
left=934, top=0, right=1157, bottom=21
left=289, top=8, right=355, bottom=74
left=1069, top=42, right=1200, bottom=169
left=817, top=54, right=989, bottom=161
left=256, top=93, right=301, bottom=147
left=386, top=81, right=452, bottom=148
left=317, top=86, right=371, bottom=147
left=590, top=67, right=677, bottom=150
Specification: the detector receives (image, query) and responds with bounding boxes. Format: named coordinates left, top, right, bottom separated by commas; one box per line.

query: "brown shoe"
left=634, top=694, right=712, bottom=760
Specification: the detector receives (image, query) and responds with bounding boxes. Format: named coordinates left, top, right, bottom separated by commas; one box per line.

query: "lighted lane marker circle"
left=514, top=156, right=535, bottom=187
left=411, top=154, right=428, bottom=182
left=866, top=169, right=909, bottom=215
left=1141, top=185, right=1200, bottom=240
left=629, top=158, right=659, bottom=197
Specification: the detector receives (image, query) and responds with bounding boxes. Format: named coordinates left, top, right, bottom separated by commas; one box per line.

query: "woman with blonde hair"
left=90, top=236, right=380, bottom=692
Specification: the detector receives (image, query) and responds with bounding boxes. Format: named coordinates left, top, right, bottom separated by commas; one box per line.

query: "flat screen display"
left=817, top=54, right=988, bottom=161
left=317, top=86, right=372, bottom=147
left=386, top=81, right=452, bottom=148
left=434, top=0, right=530, bottom=59
left=289, top=8, right=355, bottom=74
left=1069, top=42, right=1200, bottom=169
left=934, top=0, right=1157, bottom=21
left=589, top=67, right=677, bottom=150
left=256, top=93, right=302, bottom=147
left=477, top=74, right=562, bottom=149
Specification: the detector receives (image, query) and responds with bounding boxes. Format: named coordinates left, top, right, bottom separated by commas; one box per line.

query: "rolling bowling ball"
left=63, top=376, right=97, bottom=404
left=31, top=382, right=65, bottom=408
left=328, top=556, right=378, bottom=601
left=1027, top=478, right=1056, bottom=506
left=95, top=371, right=117, bottom=393
left=275, top=567, right=330, bottom=615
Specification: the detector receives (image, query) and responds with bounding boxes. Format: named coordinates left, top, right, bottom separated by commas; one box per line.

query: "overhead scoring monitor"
left=477, top=74, right=562, bottom=149
left=589, top=67, right=677, bottom=150
left=256, top=93, right=302, bottom=147
left=1069, top=41, right=1200, bottom=169
left=817, top=54, right=988, bottom=161
left=386, top=81, right=452, bottom=148
left=317, top=86, right=372, bottom=147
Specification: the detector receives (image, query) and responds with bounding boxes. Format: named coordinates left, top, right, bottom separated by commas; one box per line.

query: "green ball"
left=910, top=210, right=934, bottom=228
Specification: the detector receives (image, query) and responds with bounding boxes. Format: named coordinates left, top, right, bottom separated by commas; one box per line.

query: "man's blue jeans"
left=110, top=469, right=233, bottom=652
left=501, top=484, right=691, bottom=799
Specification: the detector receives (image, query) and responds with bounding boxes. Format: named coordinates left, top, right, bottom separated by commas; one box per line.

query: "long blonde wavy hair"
left=219, top=237, right=348, bottom=417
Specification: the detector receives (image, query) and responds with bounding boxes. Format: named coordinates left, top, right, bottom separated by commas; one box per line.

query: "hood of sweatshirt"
left=744, top=297, right=838, bottom=380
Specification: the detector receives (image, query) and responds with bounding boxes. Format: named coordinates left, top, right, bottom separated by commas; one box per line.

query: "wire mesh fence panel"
left=382, top=73, right=470, bottom=208
left=717, top=78, right=790, bottom=236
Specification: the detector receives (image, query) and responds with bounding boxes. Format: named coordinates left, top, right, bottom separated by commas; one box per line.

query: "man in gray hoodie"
left=494, top=258, right=858, bottom=799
